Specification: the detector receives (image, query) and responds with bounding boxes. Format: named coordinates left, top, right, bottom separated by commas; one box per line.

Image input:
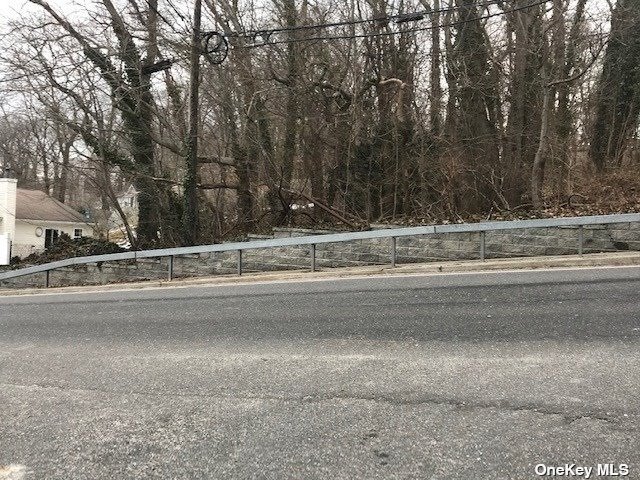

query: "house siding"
left=12, top=220, right=95, bottom=258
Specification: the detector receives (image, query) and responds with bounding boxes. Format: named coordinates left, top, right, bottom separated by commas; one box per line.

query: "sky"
left=1, top=1, right=38, bottom=23
left=0, top=0, right=613, bottom=25
left=0, top=0, right=84, bottom=28
left=0, top=1, right=23, bottom=23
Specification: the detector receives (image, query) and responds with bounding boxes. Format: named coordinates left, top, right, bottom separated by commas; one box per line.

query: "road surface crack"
left=1, top=382, right=624, bottom=426
left=298, top=392, right=620, bottom=425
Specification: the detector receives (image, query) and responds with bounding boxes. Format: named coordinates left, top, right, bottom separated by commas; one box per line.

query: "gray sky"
left=0, top=1, right=28, bottom=22
left=0, top=1, right=83, bottom=27
left=0, top=0, right=613, bottom=28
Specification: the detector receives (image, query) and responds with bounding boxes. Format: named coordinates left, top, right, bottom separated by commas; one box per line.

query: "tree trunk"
left=502, top=1, right=544, bottom=207
left=589, top=0, right=640, bottom=170
left=183, top=0, right=202, bottom=246
left=532, top=75, right=552, bottom=210
left=556, top=0, right=587, bottom=191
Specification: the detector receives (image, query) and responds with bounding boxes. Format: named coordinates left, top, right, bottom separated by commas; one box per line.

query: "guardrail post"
left=311, top=244, right=317, bottom=272
left=578, top=226, right=584, bottom=256
left=4, top=214, right=640, bottom=289
left=168, top=255, right=175, bottom=281
left=391, top=237, right=397, bottom=268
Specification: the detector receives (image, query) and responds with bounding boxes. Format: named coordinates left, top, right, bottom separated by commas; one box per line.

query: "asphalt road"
left=1, top=267, right=639, bottom=479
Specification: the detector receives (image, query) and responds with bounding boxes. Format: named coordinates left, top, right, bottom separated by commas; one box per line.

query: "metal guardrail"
left=1, top=213, right=639, bottom=288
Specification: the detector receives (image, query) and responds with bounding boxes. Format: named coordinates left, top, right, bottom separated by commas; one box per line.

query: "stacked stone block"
left=1, top=222, right=638, bottom=289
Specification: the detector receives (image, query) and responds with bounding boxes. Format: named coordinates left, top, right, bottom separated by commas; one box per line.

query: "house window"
left=74, top=229, right=83, bottom=239
left=44, top=229, right=59, bottom=249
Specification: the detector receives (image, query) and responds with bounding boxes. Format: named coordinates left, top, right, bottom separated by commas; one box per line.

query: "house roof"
left=16, top=189, right=86, bottom=224
left=117, top=184, right=138, bottom=198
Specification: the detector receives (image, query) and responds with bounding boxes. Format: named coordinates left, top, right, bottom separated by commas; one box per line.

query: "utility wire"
left=227, top=0, right=504, bottom=39
left=164, top=0, right=190, bottom=25
left=226, top=0, right=548, bottom=42
left=233, top=0, right=550, bottom=48
left=1, top=0, right=551, bottom=77
left=143, top=0, right=185, bottom=36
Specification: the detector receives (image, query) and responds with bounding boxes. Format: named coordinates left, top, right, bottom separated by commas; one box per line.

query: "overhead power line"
left=1, top=0, right=551, bottom=80
left=227, top=0, right=506, bottom=40
left=231, top=0, right=551, bottom=49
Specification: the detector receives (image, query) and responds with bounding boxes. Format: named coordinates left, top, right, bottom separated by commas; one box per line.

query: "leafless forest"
left=1, top=0, right=639, bottom=247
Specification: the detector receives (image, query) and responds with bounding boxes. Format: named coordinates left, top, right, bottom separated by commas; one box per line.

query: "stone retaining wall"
left=1, top=222, right=639, bottom=289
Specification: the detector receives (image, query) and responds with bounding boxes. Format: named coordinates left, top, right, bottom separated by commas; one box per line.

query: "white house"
left=0, top=176, right=94, bottom=263
left=110, top=184, right=139, bottom=229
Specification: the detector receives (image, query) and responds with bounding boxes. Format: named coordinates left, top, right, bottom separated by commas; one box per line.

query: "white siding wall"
left=13, top=221, right=45, bottom=256
left=12, top=220, right=94, bottom=258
